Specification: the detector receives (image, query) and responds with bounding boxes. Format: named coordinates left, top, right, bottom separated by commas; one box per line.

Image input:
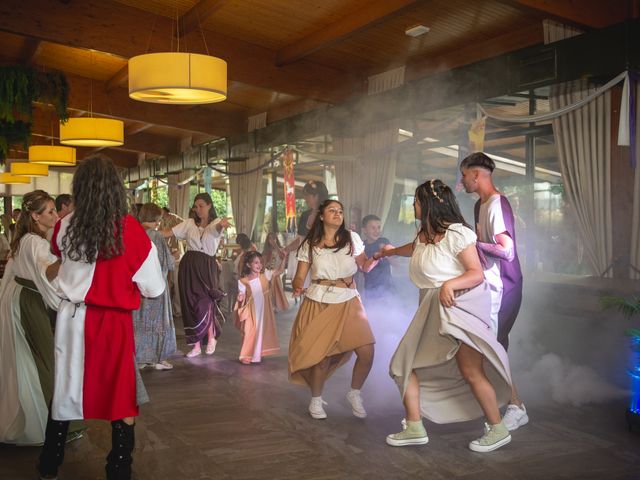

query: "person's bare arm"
left=477, top=232, right=514, bottom=261
left=376, top=242, right=413, bottom=259
left=355, top=252, right=379, bottom=273
left=292, top=261, right=310, bottom=297
left=45, top=260, right=61, bottom=283
left=439, top=245, right=485, bottom=307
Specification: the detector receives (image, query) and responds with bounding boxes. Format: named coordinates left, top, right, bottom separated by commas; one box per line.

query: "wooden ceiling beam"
left=29, top=108, right=179, bottom=157
left=405, top=23, right=544, bottom=82
left=75, top=148, right=139, bottom=168
left=62, top=72, right=245, bottom=137
left=0, top=0, right=361, bottom=103
left=20, top=38, right=42, bottom=65
left=106, top=64, right=128, bottom=92
left=179, top=0, right=228, bottom=37
left=276, top=0, right=419, bottom=66
left=502, top=0, right=632, bottom=28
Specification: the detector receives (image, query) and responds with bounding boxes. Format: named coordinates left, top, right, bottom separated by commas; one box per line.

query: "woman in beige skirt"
left=377, top=180, right=513, bottom=453
left=289, top=200, right=379, bottom=420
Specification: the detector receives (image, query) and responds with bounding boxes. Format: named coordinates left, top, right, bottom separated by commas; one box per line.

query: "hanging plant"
left=34, top=70, right=69, bottom=122
left=0, top=65, right=69, bottom=159
left=0, top=120, right=32, bottom=159
left=0, top=66, right=35, bottom=122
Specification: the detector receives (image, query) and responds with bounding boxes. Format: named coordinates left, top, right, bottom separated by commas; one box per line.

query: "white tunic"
left=172, top=218, right=222, bottom=256
left=476, top=195, right=507, bottom=333
left=409, top=224, right=477, bottom=289
left=476, top=194, right=506, bottom=291
left=297, top=231, right=364, bottom=304
left=238, top=270, right=274, bottom=362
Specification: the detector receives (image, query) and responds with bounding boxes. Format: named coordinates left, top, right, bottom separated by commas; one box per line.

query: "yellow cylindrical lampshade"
left=11, top=162, right=49, bottom=177
left=60, top=118, right=124, bottom=147
left=29, top=145, right=77, bottom=166
left=0, top=172, right=31, bottom=184
left=129, top=52, right=227, bottom=104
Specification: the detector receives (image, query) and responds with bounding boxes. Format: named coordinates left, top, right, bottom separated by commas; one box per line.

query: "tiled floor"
left=2, top=292, right=639, bottom=479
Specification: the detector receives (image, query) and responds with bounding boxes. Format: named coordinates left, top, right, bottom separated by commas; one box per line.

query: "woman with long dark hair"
left=164, top=192, right=230, bottom=358
left=38, top=155, right=165, bottom=480
left=0, top=190, right=59, bottom=445
left=288, top=199, right=378, bottom=420
left=378, top=179, right=513, bottom=452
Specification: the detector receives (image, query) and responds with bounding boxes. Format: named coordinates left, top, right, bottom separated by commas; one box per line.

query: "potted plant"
left=601, top=295, right=640, bottom=431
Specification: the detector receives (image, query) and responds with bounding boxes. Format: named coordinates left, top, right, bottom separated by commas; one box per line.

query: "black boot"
left=38, top=416, right=70, bottom=479
left=105, top=420, right=135, bottom=480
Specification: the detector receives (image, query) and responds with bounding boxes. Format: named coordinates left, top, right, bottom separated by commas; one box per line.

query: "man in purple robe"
left=460, top=152, right=529, bottom=432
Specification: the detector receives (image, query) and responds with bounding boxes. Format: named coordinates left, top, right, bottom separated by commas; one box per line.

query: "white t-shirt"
left=477, top=194, right=506, bottom=291
left=172, top=218, right=222, bottom=257
left=409, top=224, right=477, bottom=289
left=297, top=231, right=364, bottom=304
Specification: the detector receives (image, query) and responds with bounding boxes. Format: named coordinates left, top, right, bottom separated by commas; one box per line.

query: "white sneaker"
left=346, top=390, right=367, bottom=418
left=308, top=397, right=328, bottom=419
left=154, top=361, right=173, bottom=370
left=503, top=403, right=529, bottom=431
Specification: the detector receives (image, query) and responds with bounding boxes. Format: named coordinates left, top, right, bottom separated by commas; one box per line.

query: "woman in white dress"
left=0, top=190, right=60, bottom=445
left=378, top=179, right=513, bottom=453
left=289, top=200, right=379, bottom=420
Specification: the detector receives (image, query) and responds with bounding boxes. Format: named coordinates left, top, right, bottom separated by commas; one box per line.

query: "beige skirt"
left=389, top=282, right=512, bottom=424
left=288, top=296, right=375, bottom=386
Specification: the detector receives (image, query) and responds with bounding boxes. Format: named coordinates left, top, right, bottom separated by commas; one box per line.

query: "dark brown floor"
left=2, top=294, right=640, bottom=480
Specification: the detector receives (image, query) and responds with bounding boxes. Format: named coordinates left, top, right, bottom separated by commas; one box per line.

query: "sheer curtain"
left=545, top=20, right=613, bottom=277
left=334, top=68, right=402, bottom=227
left=228, top=154, right=264, bottom=238
left=168, top=171, right=192, bottom=219
left=631, top=82, right=640, bottom=279
left=334, top=123, right=397, bottom=226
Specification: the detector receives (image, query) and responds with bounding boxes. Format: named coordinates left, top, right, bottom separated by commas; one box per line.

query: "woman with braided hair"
left=379, top=179, right=513, bottom=453
left=0, top=190, right=60, bottom=445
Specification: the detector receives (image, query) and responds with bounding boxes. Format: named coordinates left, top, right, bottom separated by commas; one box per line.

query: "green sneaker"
left=386, top=419, right=429, bottom=447
left=469, top=422, right=511, bottom=452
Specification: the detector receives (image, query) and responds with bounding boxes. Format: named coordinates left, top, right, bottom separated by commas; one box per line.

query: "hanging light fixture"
left=59, top=117, right=124, bottom=147
left=59, top=50, right=124, bottom=147
left=0, top=172, right=31, bottom=184
left=129, top=52, right=227, bottom=104
left=128, top=9, right=227, bottom=104
left=29, top=145, right=77, bottom=166
left=10, top=162, right=49, bottom=177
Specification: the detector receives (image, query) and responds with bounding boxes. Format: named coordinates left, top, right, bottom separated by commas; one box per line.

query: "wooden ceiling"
left=0, top=0, right=634, bottom=168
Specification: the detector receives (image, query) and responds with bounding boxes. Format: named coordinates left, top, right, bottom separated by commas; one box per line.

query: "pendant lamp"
left=11, top=162, right=49, bottom=177
left=59, top=117, right=124, bottom=147
left=0, top=172, right=31, bottom=184
left=129, top=52, right=227, bottom=104
left=29, top=145, right=77, bottom=166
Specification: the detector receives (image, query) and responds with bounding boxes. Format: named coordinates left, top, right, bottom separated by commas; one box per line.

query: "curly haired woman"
left=37, top=155, right=165, bottom=480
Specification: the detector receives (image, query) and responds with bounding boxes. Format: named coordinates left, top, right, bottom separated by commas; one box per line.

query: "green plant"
left=602, top=295, right=640, bottom=345
left=0, top=66, right=69, bottom=159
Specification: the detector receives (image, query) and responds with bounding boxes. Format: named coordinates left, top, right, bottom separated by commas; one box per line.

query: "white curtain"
left=631, top=82, right=640, bottom=279
left=545, top=20, right=613, bottom=277
left=333, top=67, right=403, bottom=228
left=228, top=154, right=264, bottom=238
left=334, top=124, right=397, bottom=227
left=168, top=171, right=192, bottom=219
